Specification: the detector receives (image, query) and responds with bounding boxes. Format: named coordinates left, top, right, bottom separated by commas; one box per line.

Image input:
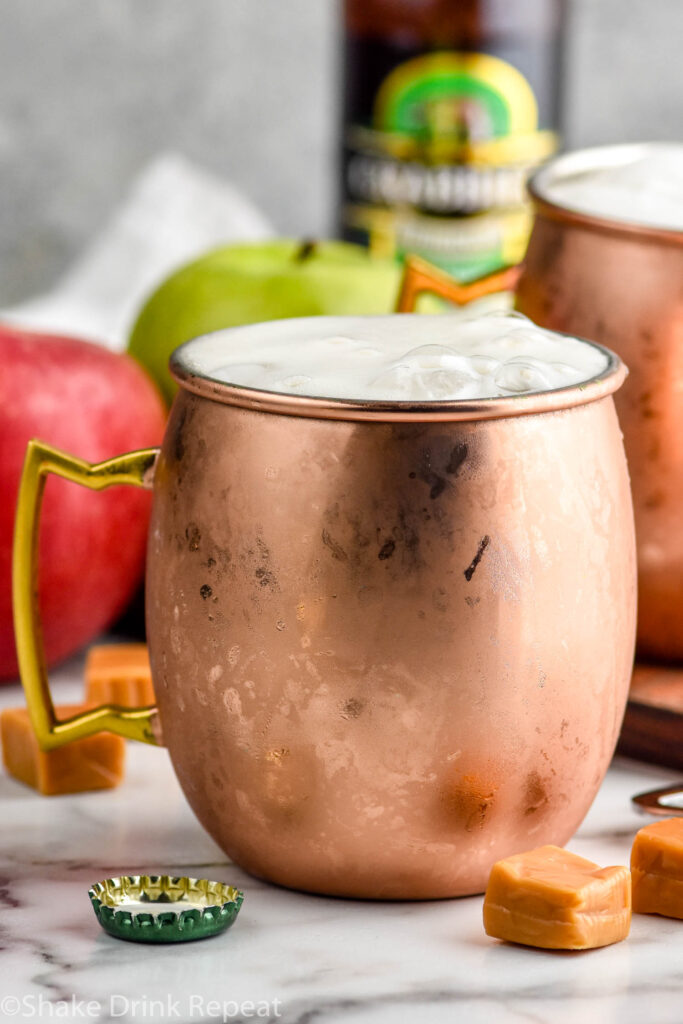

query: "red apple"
left=0, top=325, right=167, bottom=680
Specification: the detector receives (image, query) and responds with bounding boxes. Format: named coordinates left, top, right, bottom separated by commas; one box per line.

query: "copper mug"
left=13, top=311, right=636, bottom=899
left=515, top=143, right=683, bottom=661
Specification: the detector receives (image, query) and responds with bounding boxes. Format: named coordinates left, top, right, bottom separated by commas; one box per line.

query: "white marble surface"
left=1, top=658, right=683, bottom=1024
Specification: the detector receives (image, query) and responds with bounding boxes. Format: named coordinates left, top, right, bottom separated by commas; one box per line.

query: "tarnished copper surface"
left=144, top=342, right=636, bottom=899
left=518, top=143, right=683, bottom=661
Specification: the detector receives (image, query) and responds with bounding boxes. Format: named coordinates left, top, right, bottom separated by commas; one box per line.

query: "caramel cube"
left=631, top=818, right=683, bottom=919
left=1, top=705, right=125, bottom=795
left=85, top=643, right=154, bottom=707
left=483, top=845, right=631, bottom=949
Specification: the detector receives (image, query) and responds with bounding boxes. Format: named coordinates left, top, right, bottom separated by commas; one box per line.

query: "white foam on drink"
left=184, top=314, right=607, bottom=403
left=545, top=144, right=683, bottom=231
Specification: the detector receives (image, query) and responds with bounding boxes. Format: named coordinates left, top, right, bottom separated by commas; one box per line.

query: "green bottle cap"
left=88, top=875, right=244, bottom=944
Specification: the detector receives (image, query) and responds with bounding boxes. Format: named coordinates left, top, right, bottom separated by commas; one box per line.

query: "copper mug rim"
left=169, top=316, right=626, bottom=424
left=529, top=142, right=683, bottom=249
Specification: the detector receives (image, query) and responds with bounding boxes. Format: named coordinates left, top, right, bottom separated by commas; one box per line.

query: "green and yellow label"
left=342, top=51, right=559, bottom=278
left=371, top=51, right=555, bottom=165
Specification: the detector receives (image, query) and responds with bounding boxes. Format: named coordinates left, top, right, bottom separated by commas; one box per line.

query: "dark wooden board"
left=617, top=664, right=683, bottom=770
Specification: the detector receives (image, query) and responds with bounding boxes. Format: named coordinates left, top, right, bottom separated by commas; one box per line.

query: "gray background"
left=1, top=0, right=681, bottom=304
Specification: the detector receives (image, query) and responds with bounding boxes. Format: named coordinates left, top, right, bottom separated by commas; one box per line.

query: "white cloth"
left=2, top=153, right=274, bottom=350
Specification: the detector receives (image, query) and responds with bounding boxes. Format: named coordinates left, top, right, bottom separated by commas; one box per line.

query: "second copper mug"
left=516, top=143, right=683, bottom=661
left=13, top=315, right=636, bottom=898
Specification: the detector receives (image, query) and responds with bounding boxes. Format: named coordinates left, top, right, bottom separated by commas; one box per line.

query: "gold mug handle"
left=395, top=254, right=522, bottom=312
left=14, top=265, right=514, bottom=751
left=12, top=440, right=162, bottom=749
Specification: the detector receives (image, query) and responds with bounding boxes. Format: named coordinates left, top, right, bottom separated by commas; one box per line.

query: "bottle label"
left=342, top=51, right=558, bottom=278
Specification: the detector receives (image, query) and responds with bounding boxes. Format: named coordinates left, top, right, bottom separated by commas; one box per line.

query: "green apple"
left=128, top=239, right=402, bottom=403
